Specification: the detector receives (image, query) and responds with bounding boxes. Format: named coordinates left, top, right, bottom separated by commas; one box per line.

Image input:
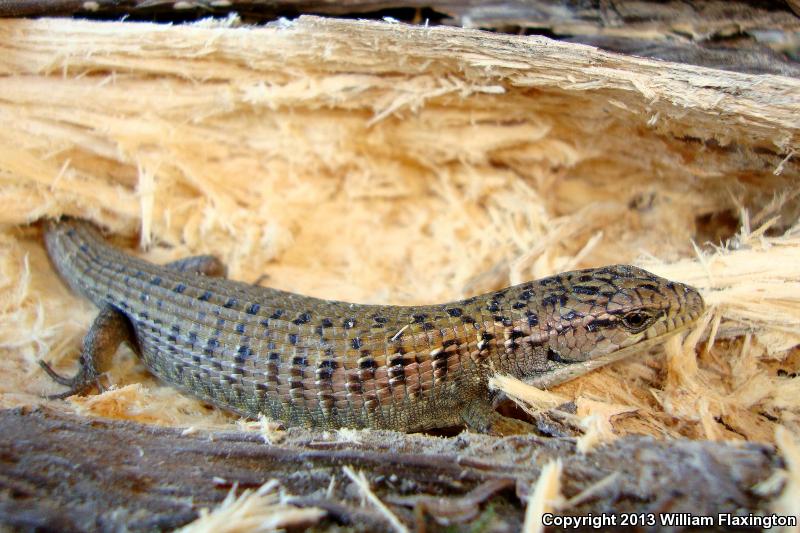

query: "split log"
left=0, top=1, right=797, bottom=75
left=0, top=406, right=785, bottom=531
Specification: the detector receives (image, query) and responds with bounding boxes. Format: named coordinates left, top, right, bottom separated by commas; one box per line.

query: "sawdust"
left=177, top=480, right=325, bottom=533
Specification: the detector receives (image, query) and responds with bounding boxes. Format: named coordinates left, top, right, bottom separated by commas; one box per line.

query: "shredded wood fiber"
left=0, top=16, right=798, bottom=456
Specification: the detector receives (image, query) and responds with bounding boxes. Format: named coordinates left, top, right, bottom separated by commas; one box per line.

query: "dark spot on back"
left=373, top=315, right=388, bottom=324
left=321, top=318, right=333, bottom=328
left=639, top=283, right=660, bottom=292
left=487, top=301, right=500, bottom=312
left=542, top=294, right=568, bottom=308
left=151, top=277, right=162, bottom=286
left=519, top=290, right=533, bottom=300
left=235, top=323, right=245, bottom=334
left=174, top=283, right=186, bottom=294
left=431, top=348, right=447, bottom=360
left=199, top=291, right=212, bottom=301
left=292, top=356, right=307, bottom=366
left=319, top=360, right=338, bottom=370
left=224, top=298, right=237, bottom=309
left=316, top=367, right=333, bottom=380
left=512, top=302, right=526, bottom=310
left=343, top=318, right=356, bottom=329
left=494, top=315, right=513, bottom=327
left=293, top=312, right=311, bottom=325
left=423, top=322, right=435, bottom=331
left=351, top=337, right=363, bottom=349
left=578, top=275, right=593, bottom=282
left=527, top=313, right=539, bottom=327
left=288, top=333, right=299, bottom=345
left=247, top=303, right=260, bottom=315
left=412, top=313, right=427, bottom=323
left=359, top=358, right=377, bottom=369
left=562, top=310, right=579, bottom=321
left=447, top=308, right=463, bottom=317
left=573, top=286, right=599, bottom=296
left=481, top=332, right=494, bottom=341
left=271, top=310, right=283, bottom=319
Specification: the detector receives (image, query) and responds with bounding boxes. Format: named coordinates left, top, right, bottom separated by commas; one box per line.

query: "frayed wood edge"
left=488, top=374, right=568, bottom=414
left=177, top=480, right=325, bottom=533
left=236, top=413, right=286, bottom=444
left=522, top=459, right=564, bottom=533
left=575, top=400, right=637, bottom=453
left=770, top=427, right=800, bottom=531
left=342, top=465, right=409, bottom=533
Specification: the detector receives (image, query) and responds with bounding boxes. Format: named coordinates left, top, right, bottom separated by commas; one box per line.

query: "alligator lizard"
left=40, top=218, right=705, bottom=435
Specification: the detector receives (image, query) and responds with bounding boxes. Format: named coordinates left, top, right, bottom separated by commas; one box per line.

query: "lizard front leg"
left=461, top=399, right=534, bottom=436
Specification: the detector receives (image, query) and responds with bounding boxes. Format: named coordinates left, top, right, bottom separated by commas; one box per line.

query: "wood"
left=0, top=406, right=785, bottom=531
left=0, top=0, right=797, bottom=76
left=0, top=5, right=797, bottom=532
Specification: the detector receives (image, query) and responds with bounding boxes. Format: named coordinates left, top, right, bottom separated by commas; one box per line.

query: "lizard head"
left=523, top=264, right=705, bottom=388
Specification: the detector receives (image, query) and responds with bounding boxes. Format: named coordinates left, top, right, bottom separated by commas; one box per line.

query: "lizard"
left=39, top=217, right=705, bottom=435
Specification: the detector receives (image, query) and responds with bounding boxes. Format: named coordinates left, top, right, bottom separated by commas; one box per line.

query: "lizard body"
left=41, top=218, right=704, bottom=434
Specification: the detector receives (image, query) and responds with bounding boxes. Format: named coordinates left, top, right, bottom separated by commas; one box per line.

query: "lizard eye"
left=621, top=311, right=654, bottom=332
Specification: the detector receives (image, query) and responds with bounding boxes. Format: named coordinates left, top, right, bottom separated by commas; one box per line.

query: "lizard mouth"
left=522, top=321, right=699, bottom=390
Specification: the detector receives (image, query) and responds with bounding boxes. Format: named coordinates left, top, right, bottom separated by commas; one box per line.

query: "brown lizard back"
left=42, top=218, right=705, bottom=433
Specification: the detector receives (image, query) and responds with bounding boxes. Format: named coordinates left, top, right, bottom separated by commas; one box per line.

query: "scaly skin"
left=40, top=218, right=705, bottom=434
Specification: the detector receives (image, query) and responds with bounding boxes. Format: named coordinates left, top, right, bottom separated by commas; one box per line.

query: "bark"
left=0, top=406, right=785, bottom=532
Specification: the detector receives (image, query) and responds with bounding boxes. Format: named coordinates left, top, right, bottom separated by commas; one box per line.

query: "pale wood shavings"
left=177, top=480, right=325, bottom=533
left=522, top=459, right=564, bottom=533
left=342, top=465, right=409, bottom=533
left=772, top=427, right=800, bottom=531
left=236, top=413, right=286, bottom=444
left=575, top=398, right=638, bottom=452
left=68, top=383, right=235, bottom=427
left=489, top=374, right=568, bottom=413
